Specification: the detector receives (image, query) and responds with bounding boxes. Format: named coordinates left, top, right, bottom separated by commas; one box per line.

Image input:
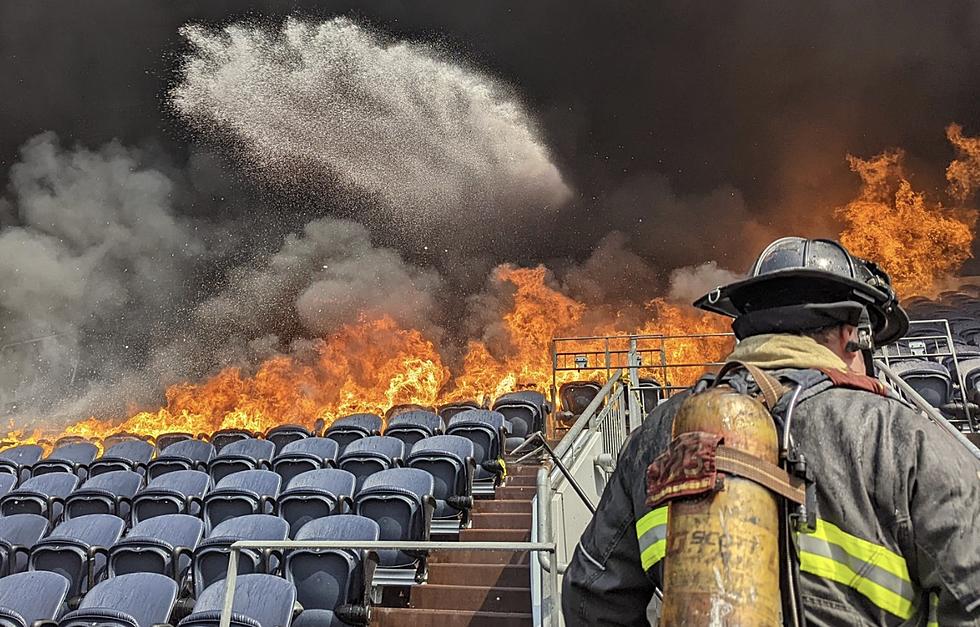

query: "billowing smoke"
left=171, top=18, right=572, bottom=236
left=667, top=262, right=743, bottom=305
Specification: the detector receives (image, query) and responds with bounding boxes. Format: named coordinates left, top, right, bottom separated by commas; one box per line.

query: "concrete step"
left=504, top=475, right=537, bottom=487
left=504, top=465, right=541, bottom=478
left=430, top=549, right=529, bottom=565
left=460, top=528, right=532, bottom=543
left=410, top=584, right=531, bottom=613
left=473, top=500, right=531, bottom=514
left=494, top=486, right=536, bottom=501
left=473, top=512, right=532, bottom=530
left=372, top=607, right=532, bottom=627
left=427, top=563, right=530, bottom=588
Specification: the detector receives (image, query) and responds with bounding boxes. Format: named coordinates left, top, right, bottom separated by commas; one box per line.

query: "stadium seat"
left=208, top=438, right=276, bottom=483
left=265, top=424, right=313, bottom=454
left=0, top=514, right=48, bottom=576
left=287, top=515, right=380, bottom=627
left=437, top=401, right=482, bottom=422
left=384, top=411, right=445, bottom=449
left=192, top=515, right=289, bottom=598
left=891, top=360, right=953, bottom=409
left=272, top=438, right=340, bottom=487
left=354, top=468, right=434, bottom=583
left=147, top=440, right=215, bottom=480
left=30, top=513, right=126, bottom=600
left=957, top=358, right=980, bottom=405
left=131, top=469, right=211, bottom=525
left=59, top=572, right=178, bottom=627
left=155, top=433, right=194, bottom=451
left=279, top=469, right=357, bottom=537
left=324, top=414, right=383, bottom=454
left=492, top=391, right=548, bottom=439
left=0, top=472, right=79, bottom=522
left=108, top=514, right=204, bottom=582
left=209, top=429, right=256, bottom=453
left=558, top=381, right=601, bottom=417
left=0, top=474, right=15, bottom=499
left=180, top=574, right=296, bottom=627
left=447, top=410, right=509, bottom=494
left=88, top=439, right=155, bottom=477
left=406, top=435, right=475, bottom=533
left=202, top=469, right=281, bottom=533
left=0, top=445, right=43, bottom=484
left=337, top=436, right=405, bottom=491
left=0, top=571, right=69, bottom=627
left=32, top=442, right=99, bottom=479
left=64, top=470, right=142, bottom=521
left=637, top=378, right=664, bottom=413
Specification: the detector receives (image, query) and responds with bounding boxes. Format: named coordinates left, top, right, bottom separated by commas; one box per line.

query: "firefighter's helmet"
left=694, top=237, right=909, bottom=345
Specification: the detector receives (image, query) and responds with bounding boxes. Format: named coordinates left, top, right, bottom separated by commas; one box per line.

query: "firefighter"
left=562, top=237, right=980, bottom=626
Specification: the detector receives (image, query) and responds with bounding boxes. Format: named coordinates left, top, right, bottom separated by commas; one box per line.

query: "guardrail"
left=218, top=540, right=558, bottom=627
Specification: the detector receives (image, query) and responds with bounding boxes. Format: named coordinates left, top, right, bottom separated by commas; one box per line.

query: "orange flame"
left=837, top=125, right=979, bottom=297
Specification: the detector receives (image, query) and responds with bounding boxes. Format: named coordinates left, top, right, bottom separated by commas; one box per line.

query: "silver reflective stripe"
left=798, top=533, right=916, bottom=603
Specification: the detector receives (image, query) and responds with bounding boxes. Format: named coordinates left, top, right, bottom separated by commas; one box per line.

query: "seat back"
left=147, top=440, right=215, bottom=480
left=280, top=469, right=357, bottom=537
left=338, top=437, right=405, bottom=491
left=203, top=470, right=281, bottom=533
left=273, top=438, right=339, bottom=486
left=355, top=468, right=433, bottom=568
left=892, top=360, right=953, bottom=407
left=1, top=472, right=79, bottom=519
left=492, top=391, right=546, bottom=437
left=30, top=514, right=125, bottom=598
left=0, top=572, right=69, bottom=627
left=109, top=514, right=204, bottom=580
left=193, top=515, right=288, bottom=597
left=265, top=425, right=311, bottom=454
left=286, top=515, right=380, bottom=612
left=180, top=574, right=296, bottom=627
left=407, top=436, right=473, bottom=519
left=32, top=443, right=99, bottom=478
left=60, top=572, right=178, bottom=627
left=209, top=438, right=276, bottom=483
left=209, top=429, right=255, bottom=453
left=437, top=401, right=481, bottom=422
left=132, top=470, right=211, bottom=525
left=155, top=433, right=193, bottom=451
left=447, top=410, right=507, bottom=480
left=324, top=414, right=383, bottom=454
left=0, top=514, right=48, bottom=575
left=0, top=445, right=43, bottom=483
left=65, top=470, right=143, bottom=520
left=385, top=411, right=444, bottom=448
left=559, top=381, right=601, bottom=416
left=89, top=440, right=155, bottom=476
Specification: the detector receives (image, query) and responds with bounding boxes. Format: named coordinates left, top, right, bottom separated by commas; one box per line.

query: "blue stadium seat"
left=354, top=468, right=434, bottom=584
left=131, top=469, right=211, bottom=525
left=202, top=470, right=281, bottom=534
left=288, top=515, right=380, bottom=627
left=0, top=571, right=69, bottom=627
left=59, top=572, right=178, bottom=627
left=0, top=514, right=48, bottom=576
left=0, top=475, right=15, bottom=500
left=279, top=469, right=357, bottom=537
left=180, top=574, right=296, bottom=627
left=154, top=433, right=194, bottom=451
left=406, top=435, right=475, bottom=533
left=273, top=438, right=339, bottom=487
left=447, top=410, right=509, bottom=494
left=324, top=414, right=382, bottom=454
left=384, top=411, right=445, bottom=449
left=891, top=360, right=953, bottom=409
left=208, top=438, right=276, bottom=483
left=492, top=391, right=548, bottom=438
left=108, top=514, right=204, bottom=583
left=337, top=436, right=405, bottom=492
left=0, top=445, right=43, bottom=484
left=88, top=439, right=155, bottom=477
left=437, top=401, right=481, bottom=423
left=265, top=424, right=312, bottom=454
left=0, top=472, right=79, bottom=522
left=192, top=515, right=289, bottom=598
left=147, top=440, right=215, bottom=480
left=209, top=429, right=255, bottom=453
left=30, top=514, right=126, bottom=600
left=32, top=442, right=99, bottom=479
left=64, top=470, right=143, bottom=521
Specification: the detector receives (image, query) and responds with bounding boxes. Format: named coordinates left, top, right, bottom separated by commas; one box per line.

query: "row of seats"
left=0, top=512, right=382, bottom=627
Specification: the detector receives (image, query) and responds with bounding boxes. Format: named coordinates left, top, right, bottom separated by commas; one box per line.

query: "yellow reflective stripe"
left=800, top=552, right=915, bottom=619
left=635, top=506, right=668, bottom=570
left=927, top=592, right=939, bottom=627
left=809, top=519, right=911, bottom=583
left=635, top=505, right=668, bottom=537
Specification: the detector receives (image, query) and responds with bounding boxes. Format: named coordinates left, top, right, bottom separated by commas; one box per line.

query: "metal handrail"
left=218, top=540, right=559, bottom=627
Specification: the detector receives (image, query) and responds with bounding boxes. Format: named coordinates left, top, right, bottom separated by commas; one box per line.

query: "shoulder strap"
left=715, top=360, right=785, bottom=409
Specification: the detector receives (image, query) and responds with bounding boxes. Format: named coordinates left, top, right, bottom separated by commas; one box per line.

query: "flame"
left=837, top=125, right=979, bottom=297
left=4, top=266, right=729, bottom=447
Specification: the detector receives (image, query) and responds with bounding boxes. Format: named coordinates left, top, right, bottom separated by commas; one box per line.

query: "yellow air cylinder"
left=659, top=386, right=782, bottom=626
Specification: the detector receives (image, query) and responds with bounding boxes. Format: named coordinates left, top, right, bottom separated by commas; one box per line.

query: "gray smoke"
left=667, top=262, right=743, bottom=305
left=171, top=18, right=572, bottom=235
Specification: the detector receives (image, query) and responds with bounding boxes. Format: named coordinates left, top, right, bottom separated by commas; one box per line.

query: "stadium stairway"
left=373, top=463, right=539, bottom=627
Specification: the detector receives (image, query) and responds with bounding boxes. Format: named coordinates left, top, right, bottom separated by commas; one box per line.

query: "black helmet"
left=694, top=237, right=909, bottom=346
